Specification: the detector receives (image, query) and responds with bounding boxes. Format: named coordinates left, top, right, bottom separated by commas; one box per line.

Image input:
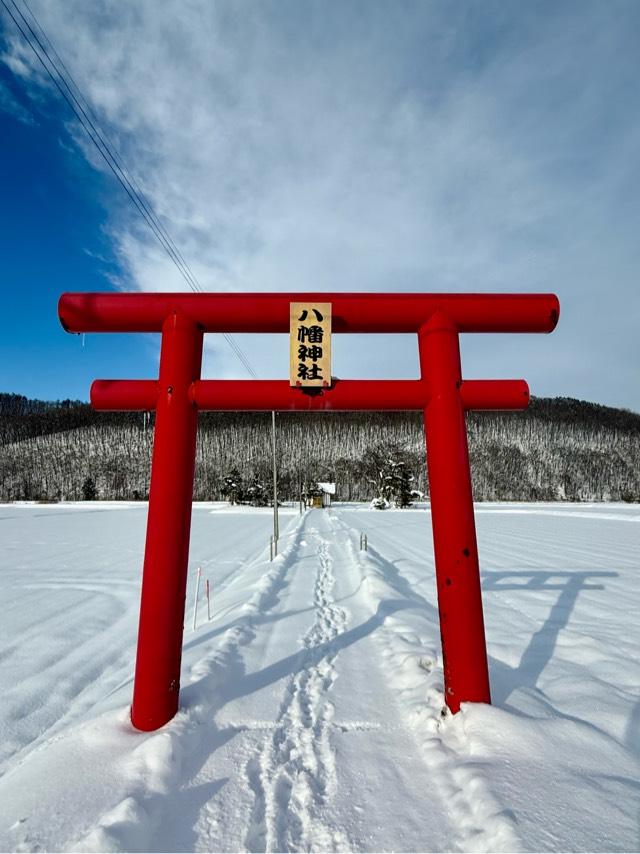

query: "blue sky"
left=0, top=0, right=639, bottom=409
left=0, top=65, right=157, bottom=399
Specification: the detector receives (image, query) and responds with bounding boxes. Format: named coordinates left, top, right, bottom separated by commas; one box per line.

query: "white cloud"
left=2, top=0, right=639, bottom=407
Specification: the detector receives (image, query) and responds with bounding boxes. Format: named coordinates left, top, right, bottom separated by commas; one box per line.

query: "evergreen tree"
left=220, top=468, right=243, bottom=505
left=366, top=444, right=414, bottom=508
left=82, top=476, right=97, bottom=501
left=244, top=476, right=268, bottom=506
left=391, top=460, right=416, bottom=508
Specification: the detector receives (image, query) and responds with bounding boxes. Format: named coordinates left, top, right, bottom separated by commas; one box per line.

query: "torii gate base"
left=59, top=292, right=559, bottom=731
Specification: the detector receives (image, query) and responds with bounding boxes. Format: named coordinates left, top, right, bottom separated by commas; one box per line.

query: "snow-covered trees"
left=220, top=469, right=243, bottom=505
left=1, top=394, right=639, bottom=503
left=366, top=445, right=421, bottom=508
left=220, top=469, right=269, bottom=506
left=393, top=462, right=418, bottom=508
left=244, top=476, right=268, bottom=506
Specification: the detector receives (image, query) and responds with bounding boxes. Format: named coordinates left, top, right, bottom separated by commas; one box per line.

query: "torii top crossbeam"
left=58, top=291, right=559, bottom=732
left=60, top=291, right=558, bottom=334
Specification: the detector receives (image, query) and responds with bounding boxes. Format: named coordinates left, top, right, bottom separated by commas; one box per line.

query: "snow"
left=317, top=483, right=336, bottom=495
left=0, top=501, right=639, bottom=852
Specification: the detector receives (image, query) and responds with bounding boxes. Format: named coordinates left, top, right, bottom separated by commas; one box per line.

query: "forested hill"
left=1, top=392, right=639, bottom=503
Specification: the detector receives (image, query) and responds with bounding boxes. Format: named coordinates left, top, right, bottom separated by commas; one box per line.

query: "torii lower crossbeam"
left=59, top=292, right=559, bottom=731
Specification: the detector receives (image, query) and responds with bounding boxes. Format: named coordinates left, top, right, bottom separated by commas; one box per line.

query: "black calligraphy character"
left=297, top=363, right=323, bottom=381
left=297, top=325, right=324, bottom=344
left=298, top=308, right=324, bottom=322
left=298, top=344, right=323, bottom=362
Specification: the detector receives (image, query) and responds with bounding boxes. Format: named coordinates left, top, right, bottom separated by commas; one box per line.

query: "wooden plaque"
left=289, top=302, right=332, bottom=387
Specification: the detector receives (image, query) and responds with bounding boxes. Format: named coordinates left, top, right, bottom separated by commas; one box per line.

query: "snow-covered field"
left=0, top=501, right=639, bottom=852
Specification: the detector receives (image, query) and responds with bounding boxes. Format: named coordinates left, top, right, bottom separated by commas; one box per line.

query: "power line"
left=3, top=0, right=199, bottom=293
left=21, top=0, right=202, bottom=291
left=1, top=0, right=258, bottom=379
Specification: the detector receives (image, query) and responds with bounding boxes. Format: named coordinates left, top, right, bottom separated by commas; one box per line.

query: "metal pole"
left=272, top=410, right=279, bottom=542
left=418, top=311, right=491, bottom=713
left=192, top=566, right=201, bottom=630
left=130, top=312, right=203, bottom=732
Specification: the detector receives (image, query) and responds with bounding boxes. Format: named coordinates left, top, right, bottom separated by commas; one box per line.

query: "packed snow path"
left=166, top=511, right=457, bottom=853
left=0, top=502, right=639, bottom=852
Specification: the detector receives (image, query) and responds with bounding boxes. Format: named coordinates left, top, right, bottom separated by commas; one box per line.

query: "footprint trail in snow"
left=245, top=530, right=350, bottom=852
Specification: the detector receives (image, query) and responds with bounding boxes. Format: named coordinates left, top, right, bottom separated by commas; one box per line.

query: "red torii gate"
left=59, top=292, right=559, bottom=732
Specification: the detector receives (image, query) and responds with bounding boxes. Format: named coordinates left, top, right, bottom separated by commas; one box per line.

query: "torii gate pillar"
left=132, top=313, right=203, bottom=730
left=420, top=312, right=490, bottom=709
